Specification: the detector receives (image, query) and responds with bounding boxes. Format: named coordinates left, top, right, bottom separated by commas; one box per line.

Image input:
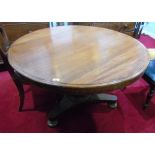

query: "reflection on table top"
left=8, top=25, right=149, bottom=93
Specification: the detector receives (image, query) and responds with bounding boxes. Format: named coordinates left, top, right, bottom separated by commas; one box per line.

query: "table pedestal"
left=47, top=93, right=117, bottom=127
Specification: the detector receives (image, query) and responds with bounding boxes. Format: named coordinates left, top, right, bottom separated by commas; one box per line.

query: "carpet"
left=0, top=34, right=155, bottom=133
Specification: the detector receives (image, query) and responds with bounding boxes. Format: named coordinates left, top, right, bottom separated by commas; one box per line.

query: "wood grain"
left=8, top=26, right=149, bottom=93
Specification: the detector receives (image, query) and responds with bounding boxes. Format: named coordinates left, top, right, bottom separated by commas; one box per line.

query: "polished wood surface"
left=0, top=22, right=135, bottom=65
left=8, top=26, right=149, bottom=93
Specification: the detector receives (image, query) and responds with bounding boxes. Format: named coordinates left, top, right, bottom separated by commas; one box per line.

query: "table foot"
left=48, top=93, right=117, bottom=127
left=47, top=119, right=59, bottom=128
left=108, top=101, right=118, bottom=108
left=92, top=93, right=117, bottom=108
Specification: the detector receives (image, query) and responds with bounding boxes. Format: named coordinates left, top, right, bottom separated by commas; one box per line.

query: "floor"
left=0, top=34, right=155, bottom=133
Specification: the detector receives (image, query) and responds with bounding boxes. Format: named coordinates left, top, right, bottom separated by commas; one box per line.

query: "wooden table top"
left=8, top=25, right=149, bottom=93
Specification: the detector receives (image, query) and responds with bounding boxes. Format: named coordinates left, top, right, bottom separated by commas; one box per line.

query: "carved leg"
left=13, top=78, right=25, bottom=112
left=48, top=93, right=117, bottom=127
left=144, top=86, right=155, bottom=109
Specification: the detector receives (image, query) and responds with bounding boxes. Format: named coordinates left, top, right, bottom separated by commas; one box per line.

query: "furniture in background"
left=133, top=22, right=144, bottom=39
left=73, top=22, right=135, bottom=36
left=8, top=26, right=149, bottom=127
left=0, top=22, right=49, bottom=65
left=148, top=49, right=155, bottom=60
left=132, top=22, right=155, bottom=109
left=0, top=26, right=31, bottom=111
left=143, top=49, right=155, bottom=108
left=130, top=22, right=154, bottom=109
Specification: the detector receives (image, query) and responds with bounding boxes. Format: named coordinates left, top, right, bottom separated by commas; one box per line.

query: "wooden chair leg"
left=13, top=78, right=25, bottom=111
left=144, top=86, right=155, bottom=109
left=18, top=87, right=25, bottom=112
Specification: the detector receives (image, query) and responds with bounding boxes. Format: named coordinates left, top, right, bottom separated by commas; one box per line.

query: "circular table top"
left=8, top=25, right=149, bottom=93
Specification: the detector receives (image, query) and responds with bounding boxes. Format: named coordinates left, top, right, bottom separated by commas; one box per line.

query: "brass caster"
left=108, top=102, right=118, bottom=109
left=47, top=119, right=59, bottom=128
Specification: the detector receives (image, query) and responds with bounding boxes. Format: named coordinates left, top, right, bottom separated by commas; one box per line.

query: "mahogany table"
left=8, top=25, right=149, bottom=127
